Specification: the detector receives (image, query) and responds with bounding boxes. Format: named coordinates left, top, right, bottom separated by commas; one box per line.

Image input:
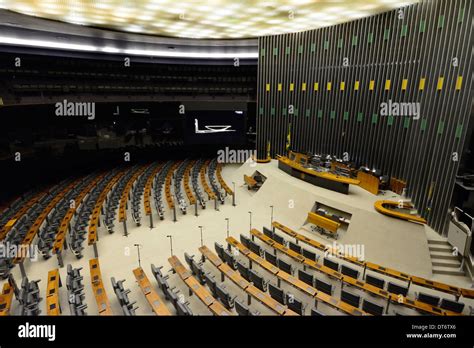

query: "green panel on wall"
left=352, top=35, right=358, bottom=46
left=357, top=112, right=363, bottom=122
left=455, top=123, right=463, bottom=139
left=260, top=48, right=265, bottom=57
left=273, top=47, right=278, bottom=56
left=404, top=117, right=410, bottom=129
left=338, top=38, right=343, bottom=48
left=310, top=43, right=316, bottom=52
left=294, top=108, right=298, bottom=116
left=285, top=46, right=290, bottom=55
left=282, top=107, right=287, bottom=116
left=401, top=24, right=408, bottom=37
left=438, top=15, right=445, bottom=29
left=419, top=20, right=426, bottom=33
left=458, top=8, right=465, bottom=23
left=305, top=109, right=310, bottom=117
left=318, top=110, right=323, bottom=119
left=330, top=110, right=336, bottom=120
left=324, top=40, right=329, bottom=50
left=367, top=32, right=373, bottom=44
left=343, top=111, right=349, bottom=121
left=259, top=107, right=264, bottom=115
left=372, top=113, right=378, bottom=124
left=437, top=120, right=445, bottom=134
left=271, top=107, right=275, bottom=116
left=384, top=28, right=390, bottom=40
left=387, top=115, right=394, bottom=126
left=298, top=45, right=303, bottom=54
left=421, top=118, right=427, bottom=131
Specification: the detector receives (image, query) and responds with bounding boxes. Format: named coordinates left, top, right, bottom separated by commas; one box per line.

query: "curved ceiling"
left=0, top=0, right=418, bottom=39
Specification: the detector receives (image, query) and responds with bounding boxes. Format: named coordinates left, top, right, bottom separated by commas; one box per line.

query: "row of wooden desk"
left=0, top=190, right=48, bottom=241
left=15, top=178, right=82, bottom=264
left=200, top=160, right=216, bottom=200
left=307, top=212, right=340, bottom=235
left=144, top=163, right=164, bottom=216
left=0, top=282, right=14, bottom=316
left=272, top=221, right=474, bottom=300
left=89, top=258, right=113, bottom=315
left=165, top=161, right=182, bottom=209
left=133, top=267, right=171, bottom=315
left=183, top=161, right=197, bottom=205
left=216, top=163, right=233, bottom=195
left=226, top=237, right=369, bottom=316
left=52, top=173, right=106, bottom=255
left=88, top=169, right=127, bottom=245
left=46, top=269, right=62, bottom=315
left=168, top=255, right=231, bottom=316
left=198, top=246, right=298, bottom=316
left=118, top=165, right=149, bottom=223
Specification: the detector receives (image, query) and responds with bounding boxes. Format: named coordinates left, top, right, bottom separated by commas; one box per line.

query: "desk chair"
left=286, top=293, right=305, bottom=315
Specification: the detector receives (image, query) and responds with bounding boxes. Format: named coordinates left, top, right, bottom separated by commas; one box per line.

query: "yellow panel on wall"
left=437, top=77, right=444, bottom=90
left=278, top=83, right=282, bottom=92
left=327, top=82, right=332, bottom=91
left=369, top=80, right=375, bottom=91
left=290, top=83, right=294, bottom=92
left=455, top=76, right=463, bottom=90
left=340, top=81, right=345, bottom=91
left=385, top=80, right=391, bottom=90
left=266, top=83, right=270, bottom=92
left=401, top=79, right=408, bottom=91
left=314, top=82, right=319, bottom=91
left=419, top=78, right=426, bottom=90
left=354, top=80, right=360, bottom=91
left=302, top=82, right=307, bottom=91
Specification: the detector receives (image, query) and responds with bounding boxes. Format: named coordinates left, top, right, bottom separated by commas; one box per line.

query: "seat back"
left=365, top=274, right=385, bottom=289
left=268, top=283, right=285, bottom=305
left=340, top=289, right=360, bottom=308
left=362, top=299, right=384, bottom=315
left=341, top=265, right=359, bottom=279
left=440, top=298, right=465, bottom=313
left=298, top=269, right=314, bottom=286
left=315, top=278, right=333, bottom=295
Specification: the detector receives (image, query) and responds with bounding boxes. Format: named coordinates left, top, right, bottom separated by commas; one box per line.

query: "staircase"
left=428, top=240, right=465, bottom=276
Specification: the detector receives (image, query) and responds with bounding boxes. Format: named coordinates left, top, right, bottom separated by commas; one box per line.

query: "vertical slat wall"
left=256, top=0, right=473, bottom=235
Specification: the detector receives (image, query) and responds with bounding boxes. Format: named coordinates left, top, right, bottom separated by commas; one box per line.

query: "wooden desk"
left=0, top=190, right=47, bottom=241
left=273, top=220, right=473, bottom=300
left=357, top=171, right=380, bottom=195
left=89, top=258, right=113, bottom=315
left=244, top=174, right=257, bottom=189
left=200, top=160, right=216, bottom=200
left=88, top=169, right=127, bottom=245
left=184, top=161, right=197, bottom=205
left=15, top=178, right=82, bottom=264
left=144, top=163, right=163, bottom=216
left=216, top=163, right=233, bottom=195
left=198, top=245, right=298, bottom=316
left=307, top=212, right=340, bottom=234
left=0, top=283, right=14, bottom=316
left=52, top=173, right=106, bottom=254
left=119, top=165, right=149, bottom=223
left=46, top=269, right=61, bottom=315
left=133, top=267, right=171, bottom=316
left=168, top=255, right=231, bottom=316
left=374, top=200, right=427, bottom=224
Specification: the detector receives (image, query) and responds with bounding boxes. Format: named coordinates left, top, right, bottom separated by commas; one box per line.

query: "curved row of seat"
left=118, top=165, right=149, bottom=224
left=191, top=159, right=207, bottom=209
left=111, top=277, right=138, bottom=316
left=103, top=166, right=139, bottom=233
left=144, top=163, right=164, bottom=217
left=0, top=180, right=73, bottom=278
left=52, top=173, right=107, bottom=256
left=66, top=264, right=87, bottom=315
left=153, top=161, right=174, bottom=220
left=200, top=160, right=217, bottom=201
left=173, top=160, right=189, bottom=214
left=216, top=162, right=233, bottom=195
left=183, top=160, right=196, bottom=206
left=17, top=277, right=42, bottom=316
left=208, top=159, right=225, bottom=203
left=272, top=221, right=474, bottom=301
left=69, top=170, right=118, bottom=258
left=165, top=161, right=182, bottom=210
left=131, top=163, right=159, bottom=225
left=38, top=175, right=98, bottom=259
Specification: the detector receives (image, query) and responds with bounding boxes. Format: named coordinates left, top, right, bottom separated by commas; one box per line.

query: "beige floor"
left=1, top=159, right=473, bottom=315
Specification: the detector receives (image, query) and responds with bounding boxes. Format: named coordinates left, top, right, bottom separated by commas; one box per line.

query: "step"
left=429, top=245, right=453, bottom=253
left=427, top=239, right=450, bottom=246
left=429, top=253, right=459, bottom=261
left=432, top=261, right=462, bottom=269
left=432, top=267, right=466, bottom=277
